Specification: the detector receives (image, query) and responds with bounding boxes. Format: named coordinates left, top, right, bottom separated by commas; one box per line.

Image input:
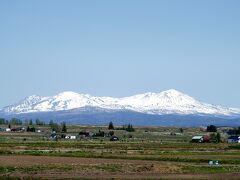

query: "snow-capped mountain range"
left=1, top=89, right=240, bottom=116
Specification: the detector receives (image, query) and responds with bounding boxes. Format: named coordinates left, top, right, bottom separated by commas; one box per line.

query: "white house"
left=65, top=135, right=77, bottom=140
left=70, top=135, right=76, bottom=140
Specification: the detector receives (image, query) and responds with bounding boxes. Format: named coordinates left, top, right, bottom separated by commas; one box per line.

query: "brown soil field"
left=1, top=155, right=240, bottom=179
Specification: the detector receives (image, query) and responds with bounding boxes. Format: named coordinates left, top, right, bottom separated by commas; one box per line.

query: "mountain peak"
left=56, top=91, right=80, bottom=97
left=161, top=89, right=185, bottom=96
left=1, top=89, right=240, bottom=116
left=24, top=94, right=43, bottom=100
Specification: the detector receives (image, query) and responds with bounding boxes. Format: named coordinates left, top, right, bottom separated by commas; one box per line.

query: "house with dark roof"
left=110, top=136, right=119, bottom=141
left=228, top=136, right=240, bottom=143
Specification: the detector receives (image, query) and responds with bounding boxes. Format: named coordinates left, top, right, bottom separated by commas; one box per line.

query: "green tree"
left=10, top=118, right=22, bottom=125
left=36, top=118, right=45, bottom=126
left=179, top=128, right=183, bottom=133
left=0, top=118, right=5, bottom=124
left=108, top=121, right=114, bottom=130
left=228, top=127, right=240, bottom=135
left=216, top=132, right=221, bottom=143
left=207, top=125, right=217, bottom=132
left=210, top=133, right=216, bottom=143
left=51, top=122, right=60, bottom=133
left=126, top=124, right=135, bottom=132
left=61, top=122, right=67, bottom=133
left=210, top=133, right=221, bottom=143
left=30, top=127, right=36, bottom=132
left=29, top=119, right=33, bottom=125
left=109, top=131, right=114, bottom=136
left=93, top=130, right=105, bottom=137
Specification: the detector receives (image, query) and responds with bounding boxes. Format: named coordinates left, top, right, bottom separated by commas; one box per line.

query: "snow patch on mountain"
left=1, top=89, right=240, bottom=116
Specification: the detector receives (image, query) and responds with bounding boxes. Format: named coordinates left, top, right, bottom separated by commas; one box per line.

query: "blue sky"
left=0, top=0, right=240, bottom=107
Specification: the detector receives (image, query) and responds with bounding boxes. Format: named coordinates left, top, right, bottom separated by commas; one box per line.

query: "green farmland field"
left=0, top=125, right=240, bottom=179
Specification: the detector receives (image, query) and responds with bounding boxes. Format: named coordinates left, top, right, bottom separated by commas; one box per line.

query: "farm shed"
left=65, top=135, right=77, bottom=140
left=228, top=136, right=240, bottom=143
left=70, top=135, right=76, bottom=139
left=191, top=135, right=210, bottom=143
left=110, top=136, right=119, bottom=141
left=191, top=136, right=203, bottom=143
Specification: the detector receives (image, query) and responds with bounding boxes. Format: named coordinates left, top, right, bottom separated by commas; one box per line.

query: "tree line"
left=108, top=121, right=135, bottom=132
left=0, top=118, right=67, bottom=133
left=0, top=118, right=46, bottom=126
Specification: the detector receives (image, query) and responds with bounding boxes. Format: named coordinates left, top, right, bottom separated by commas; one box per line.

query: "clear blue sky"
left=0, top=0, right=240, bottom=108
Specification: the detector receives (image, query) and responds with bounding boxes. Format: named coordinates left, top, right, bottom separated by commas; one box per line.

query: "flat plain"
left=0, top=125, right=240, bottom=179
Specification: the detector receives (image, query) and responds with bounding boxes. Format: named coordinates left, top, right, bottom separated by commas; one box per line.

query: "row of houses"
left=50, top=132, right=119, bottom=141
left=191, top=135, right=240, bottom=143
left=0, top=127, right=25, bottom=132
left=50, top=133, right=77, bottom=140
left=0, top=127, right=41, bottom=133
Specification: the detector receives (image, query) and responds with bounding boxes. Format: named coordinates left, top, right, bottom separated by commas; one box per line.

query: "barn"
left=191, top=135, right=210, bottom=143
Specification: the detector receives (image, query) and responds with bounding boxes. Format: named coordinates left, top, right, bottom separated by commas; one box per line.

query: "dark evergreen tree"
left=126, top=124, right=135, bottom=132
left=179, top=128, right=183, bottom=133
left=0, top=118, right=5, bottom=124
left=35, top=118, right=45, bottom=126
left=108, top=121, right=114, bottom=130
left=207, top=125, right=217, bottom=132
left=30, top=127, right=36, bottom=132
left=210, top=133, right=216, bottom=143
left=10, top=118, right=22, bottom=125
left=216, top=132, right=221, bottom=143
left=51, top=123, right=60, bottom=133
left=228, top=127, right=240, bottom=135
left=61, top=122, right=67, bottom=133
left=109, top=131, right=114, bottom=136
left=93, top=130, right=105, bottom=137
left=210, top=133, right=221, bottom=143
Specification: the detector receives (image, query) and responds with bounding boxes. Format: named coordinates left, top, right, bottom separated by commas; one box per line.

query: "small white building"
left=70, top=135, right=76, bottom=140
left=191, top=136, right=204, bottom=143
left=65, top=135, right=77, bottom=140
left=65, top=135, right=70, bottom=139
